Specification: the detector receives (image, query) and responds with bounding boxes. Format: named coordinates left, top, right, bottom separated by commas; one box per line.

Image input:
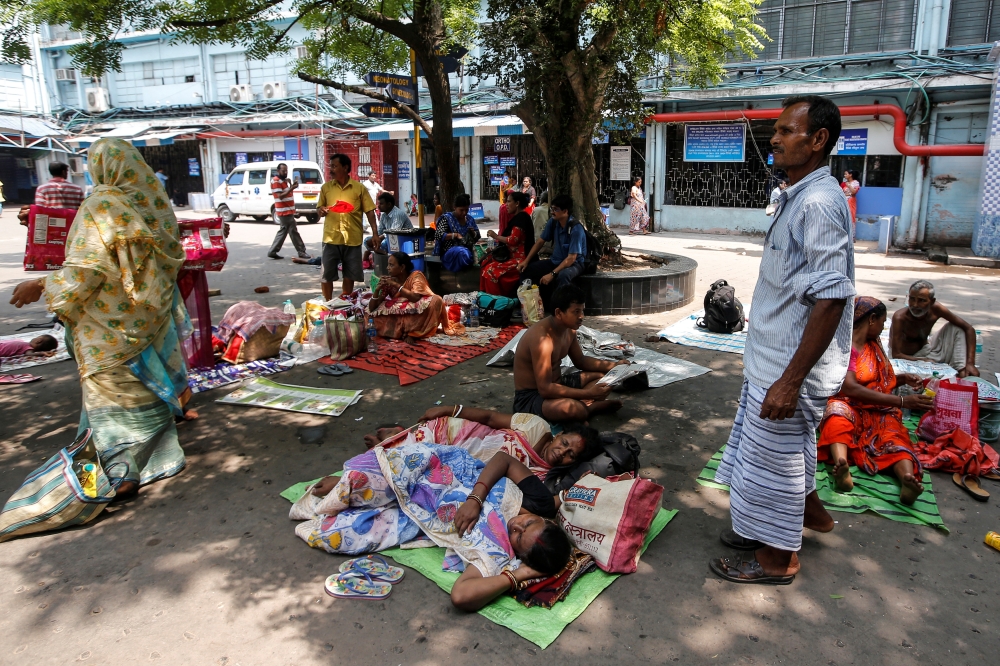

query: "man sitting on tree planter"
left=518, top=194, right=586, bottom=311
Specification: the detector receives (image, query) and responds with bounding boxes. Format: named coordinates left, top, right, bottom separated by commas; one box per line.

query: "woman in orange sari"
left=369, top=252, right=463, bottom=341
left=817, top=297, right=933, bottom=505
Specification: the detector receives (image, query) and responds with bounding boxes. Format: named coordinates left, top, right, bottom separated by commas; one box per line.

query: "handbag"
left=0, top=429, right=123, bottom=543
left=477, top=293, right=516, bottom=327
left=918, top=378, right=980, bottom=441
left=490, top=243, right=512, bottom=263
left=325, top=318, right=368, bottom=361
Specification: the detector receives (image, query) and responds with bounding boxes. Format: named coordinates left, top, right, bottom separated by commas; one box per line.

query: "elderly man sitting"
left=889, top=279, right=979, bottom=377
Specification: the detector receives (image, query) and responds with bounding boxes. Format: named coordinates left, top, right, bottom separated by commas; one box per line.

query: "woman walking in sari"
left=629, top=176, right=650, bottom=235
left=369, top=251, right=463, bottom=341
left=817, top=297, right=932, bottom=505
left=842, top=169, right=860, bottom=233
left=10, top=139, right=192, bottom=500
left=480, top=191, right=535, bottom=296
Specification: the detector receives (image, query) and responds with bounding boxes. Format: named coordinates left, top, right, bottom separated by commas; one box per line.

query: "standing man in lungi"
left=710, top=95, right=856, bottom=585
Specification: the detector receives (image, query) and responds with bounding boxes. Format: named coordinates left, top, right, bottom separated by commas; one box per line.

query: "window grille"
left=948, top=0, right=1000, bottom=45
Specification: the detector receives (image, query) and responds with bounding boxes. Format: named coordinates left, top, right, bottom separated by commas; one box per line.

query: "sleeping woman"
left=290, top=441, right=572, bottom=611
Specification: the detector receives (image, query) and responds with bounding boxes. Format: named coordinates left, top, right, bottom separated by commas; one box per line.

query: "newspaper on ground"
left=217, top=377, right=362, bottom=417
left=596, top=363, right=646, bottom=387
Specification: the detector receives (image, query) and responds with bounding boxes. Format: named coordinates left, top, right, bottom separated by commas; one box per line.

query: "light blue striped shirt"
left=744, top=166, right=856, bottom=397
left=377, top=206, right=413, bottom=235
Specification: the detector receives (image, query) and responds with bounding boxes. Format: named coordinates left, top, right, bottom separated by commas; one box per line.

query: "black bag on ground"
left=697, top=279, right=745, bottom=333
left=571, top=220, right=603, bottom=275
left=477, top=294, right=516, bottom=327
left=544, top=432, right=641, bottom=494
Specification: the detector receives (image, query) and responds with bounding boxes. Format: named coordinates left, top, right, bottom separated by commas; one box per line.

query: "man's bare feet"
left=754, top=546, right=800, bottom=577
left=803, top=490, right=835, bottom=532
left=832, top=457, right=854, bottom=492
left=587, top=399, right=624, bottom=416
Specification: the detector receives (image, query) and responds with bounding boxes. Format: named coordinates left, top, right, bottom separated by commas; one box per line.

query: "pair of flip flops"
left=317, top=363, right=353, bottom=377
left=324, top=555, right=405, bottom=600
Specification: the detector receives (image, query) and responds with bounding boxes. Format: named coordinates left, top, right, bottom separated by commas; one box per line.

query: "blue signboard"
left=490, top=176, right=503, bottom=186
left=273, top=151, right=286, bottom=160
left=187, top=157, right=200, bottom=176
left=468, top=203, right=484, bottom=219
left=684, top=124, right=745, bottom=162
left=383, top=163, right=393, bottom=175
left=483, top=155, right=499, bottom=165
left=397, top=161, right=410, bottom=179
left=235, top=152, right=248, bottom=166
left=767, top=153, right=774, bottom=165
left=836, top=128, right=868, bottom=155
left=489, top=166, right=505, bottom=175
left=499, top=157, right=516, bottom=167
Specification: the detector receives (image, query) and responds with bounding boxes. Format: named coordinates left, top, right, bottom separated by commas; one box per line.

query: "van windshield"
left=293, top=168, right=321, bottom=184
left=228, top=171, right=245, bottom=185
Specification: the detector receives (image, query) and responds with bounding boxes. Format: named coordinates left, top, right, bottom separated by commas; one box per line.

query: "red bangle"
left=501, top=570, right=518, bottom=591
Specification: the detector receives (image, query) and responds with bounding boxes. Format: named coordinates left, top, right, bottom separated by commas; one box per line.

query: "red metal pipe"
left=647, top=104, right=984, bottom=157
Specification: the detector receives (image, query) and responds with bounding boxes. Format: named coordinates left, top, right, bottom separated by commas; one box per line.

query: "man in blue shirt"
left=518, top=194, right=586, bottom=310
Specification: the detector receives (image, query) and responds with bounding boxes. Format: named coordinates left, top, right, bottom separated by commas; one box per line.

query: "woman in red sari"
left=480, top=191, right=535, bottom=296
left=817, top=297, right=933, bottom=504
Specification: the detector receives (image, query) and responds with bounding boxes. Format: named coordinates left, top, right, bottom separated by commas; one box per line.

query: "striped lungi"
left=715, top=380, right=828, bottom=551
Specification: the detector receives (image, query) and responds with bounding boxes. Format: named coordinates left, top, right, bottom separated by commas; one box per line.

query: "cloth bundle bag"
left=0, top=429, right=120, bottom=543
left=918, top=378, right=980, bottom=441
left=557, top=473, right=663, bottom=574
left=325, top=318, right=368, bottom=361
left=222, top=324, right=289, bottom=364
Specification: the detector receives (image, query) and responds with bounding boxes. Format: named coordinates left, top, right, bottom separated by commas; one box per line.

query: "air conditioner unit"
left=229, top=84, right=253, bottom=102
left=85, top=87, right=111, bottom=113
left=54, top=68, right=77, bottom=82
left=261, top=81, right=286, bottom=100
left=295, top=46, right=308, bottom=59
left=69, top=157, right=85, bottom=173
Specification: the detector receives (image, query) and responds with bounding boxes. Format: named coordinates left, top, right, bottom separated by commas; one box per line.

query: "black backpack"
left=544, top=432, right=641, bottom=494
left=570, top=219, right=602, bottom=275
left=478, top=294, right=515, bottom=328
left=697, top=279, right=745, bottom=333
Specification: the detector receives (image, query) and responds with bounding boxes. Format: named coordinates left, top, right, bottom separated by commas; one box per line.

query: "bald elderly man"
left=889, top=279, right=979, bottom=378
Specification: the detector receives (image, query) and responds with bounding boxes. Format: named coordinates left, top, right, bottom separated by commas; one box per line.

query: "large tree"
left=476, top=0, right=764, bottom=245
left=5, top=0, right=477, bottom=209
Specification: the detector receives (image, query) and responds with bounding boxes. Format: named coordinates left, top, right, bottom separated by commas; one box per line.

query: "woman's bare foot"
left=803, top=490, right=835, bottom=532
left=832, top=457, right=854, bottom=492
left=899, top=472, right=923, bottom=505
left=404, top=336, right=420, bottom=345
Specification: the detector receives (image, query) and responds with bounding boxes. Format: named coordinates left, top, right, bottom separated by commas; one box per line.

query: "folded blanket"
left=217, top=301, right=294, bottom=344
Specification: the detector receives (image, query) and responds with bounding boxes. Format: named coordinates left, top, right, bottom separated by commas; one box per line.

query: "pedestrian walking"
left=629, top=176, right=650, bottom=234
left=267, top=163, right=310, bottom=260
left=710, top=95, right=855, bottom=585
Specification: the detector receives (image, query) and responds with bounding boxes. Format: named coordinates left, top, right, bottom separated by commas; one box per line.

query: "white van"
left=212, top=160, right=324, bottom=224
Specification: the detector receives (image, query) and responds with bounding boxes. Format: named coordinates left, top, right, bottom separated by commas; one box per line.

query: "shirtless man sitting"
left=512, top=284, right=628, bottom=421
left=890, top=279, right=979, bottom=378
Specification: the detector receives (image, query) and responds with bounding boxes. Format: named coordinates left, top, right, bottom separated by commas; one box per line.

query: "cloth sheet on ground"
left=187, top=355, right=295, bottom=393
left=487, top=325, right=710, bottom=388
left=426, top=326, right=502, bottom=347
left=0, top=326, right=70, bottom=371
left=319, top=325, right=522, bottom=385
left=281, top=476, right=675, bottom=649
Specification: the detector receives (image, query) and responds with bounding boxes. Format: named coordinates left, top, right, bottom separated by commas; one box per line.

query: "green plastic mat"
left=382, top=508, right=676, bottom=649
left=697, top=445, right=947, bottom=532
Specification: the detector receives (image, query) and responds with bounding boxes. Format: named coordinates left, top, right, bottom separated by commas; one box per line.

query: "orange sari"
left=817, top=340, right=920, bottom=474
left=372, top=271, right=463, bottom=339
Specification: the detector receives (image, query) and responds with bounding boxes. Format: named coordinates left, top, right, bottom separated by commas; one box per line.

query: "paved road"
left=0, top=208, right=997, bottom=664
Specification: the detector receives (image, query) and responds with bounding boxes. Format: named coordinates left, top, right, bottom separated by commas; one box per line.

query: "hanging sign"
left=415, top=47, right=469, bottom=76
left=835, top=128, right=868, bottom=155
left=235, top=152, right=248, bottom=166
left=359, top=103, right=407, bottom=119
left=187, top=158, right=201, bottom=176
left=683, top=124, right=746, bottom=162
left=468, top=203, right=484, bottom=219
left=489, top=166, right=505, bottom=175
left=609, top=146, right=631, bottom=181
left=363, top=72, right=415, bottom=89
left=387, top=85, right=417, bottom=106
left=499, top=156, right=516, bottom=167
left=494, top=137, right=511, bottom=152
left=397, top=161, right=410, bottom=179
left=483, top=155, right=499, bottom=165
left=383, top=163, right=393, bottom=175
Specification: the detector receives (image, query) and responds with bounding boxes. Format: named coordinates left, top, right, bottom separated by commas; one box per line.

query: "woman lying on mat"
left=364, top=405, right=602, bottom=480
left=817, top=297, right=932, bottom=505
left=368, top=251, right=463, bottom=342
left=288, top=442, right=572, bottom=610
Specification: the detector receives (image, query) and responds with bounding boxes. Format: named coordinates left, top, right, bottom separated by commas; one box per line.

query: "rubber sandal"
left=324, top=571, right=392, bottom=600
left=953, top=473, right=990, bottom=502
left=982, top=469, right=1000, bottom=482
left=317, top=365, right=343, bottom=376
left=334, top=363, right=354, bottom=374
left=338, top=555, right=404, bottom=583
left=709, top=555, right=795, bottom=585
left=720, top=528, right=762, bottom=551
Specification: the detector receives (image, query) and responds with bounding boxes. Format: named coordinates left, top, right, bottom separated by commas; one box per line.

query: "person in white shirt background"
left=363, top=171, right=392, bottom=205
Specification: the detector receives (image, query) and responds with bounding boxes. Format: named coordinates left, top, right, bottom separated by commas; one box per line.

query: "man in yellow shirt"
left=317, top=153, right=379, bottom=299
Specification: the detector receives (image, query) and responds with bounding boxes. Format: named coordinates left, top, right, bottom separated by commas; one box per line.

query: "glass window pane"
left=248, top=170, right=268, bottom=185
left=228, top=171, right=244, bottom=185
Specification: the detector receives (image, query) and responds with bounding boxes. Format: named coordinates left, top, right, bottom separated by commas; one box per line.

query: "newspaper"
left=217, top=377, right=362, bottom=417
left=596, top=363, right=645, bottom=387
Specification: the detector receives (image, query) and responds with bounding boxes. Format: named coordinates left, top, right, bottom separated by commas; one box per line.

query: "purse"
left=0, top=429, right=124, bottom=543
left=325, top=318, right=368, bottom=361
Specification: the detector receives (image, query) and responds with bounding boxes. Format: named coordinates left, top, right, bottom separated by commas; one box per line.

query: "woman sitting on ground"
left=290, top=441, right=572, bottom=610
left=480, top=191, right=535, bottom=297
left=369, top=251, right=463, bottom=341
left=817, top=297, right=933, bottom=505
left=433, top=193, right=481, bottom=272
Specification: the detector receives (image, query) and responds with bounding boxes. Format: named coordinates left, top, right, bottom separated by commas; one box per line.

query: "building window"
left=143, top=62, right=154, bottom=80
left=220, top=152, right=274, bottom=174
left=830, top=155, right=904, bottom=188
left=948, top=0, right=1000, bottom=46
left=185, top=75, right=195, bottom=83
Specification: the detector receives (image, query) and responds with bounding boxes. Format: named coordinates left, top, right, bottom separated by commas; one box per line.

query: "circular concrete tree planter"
left=577, top=250, right=698, bottom=316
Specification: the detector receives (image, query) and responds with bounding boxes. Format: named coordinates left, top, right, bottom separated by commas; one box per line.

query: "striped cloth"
left=271, top=176, right=296, bottom=217
left=745, top=166, right=856, bottom=397
left=34, top=177, right=85, bottom=209
left=714, top=380, right=828, bottom=551
left=656, top=309, right=748, bottom=354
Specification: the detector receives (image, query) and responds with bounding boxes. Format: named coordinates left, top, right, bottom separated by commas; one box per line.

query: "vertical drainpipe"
left=646, top=120, right=656, bottom=231
left=928, top=0, right=944, bottom=56
left=915, top=109, right=939, bottom=245
left=898, top=133, right=920, bottom=246
left=937, top=0, right=952, bottom=53
left=914, top=0, right=927, bottom=53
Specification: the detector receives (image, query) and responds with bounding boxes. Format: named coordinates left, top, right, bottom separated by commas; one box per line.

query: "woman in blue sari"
left=434, top=193, right=481, bottom=271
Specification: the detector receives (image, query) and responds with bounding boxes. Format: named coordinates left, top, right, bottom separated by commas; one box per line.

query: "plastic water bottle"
left=283, top=299, right=295, bottom=316
left=976, top=330, right=983, bottom=355
left=470, top=302, right=480, bottom=328
left=487, top=236, right=496, bottom=251
left=367, top=316, right=378, bottom=353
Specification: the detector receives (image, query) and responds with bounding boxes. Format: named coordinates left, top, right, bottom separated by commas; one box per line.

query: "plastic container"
left=986, top=531, right=1000, bottom=552
left=78, top=463, right=98, bottom=498
left=470, top=302, right=480, bottom=328
left=283, top=299, right=296, bottom=317
left=976, top=330, right=983, bottom=355
left=979, top=402, right=1000, bottom=443
left=410, top=254, right=426, bottom=273
left=367, top=317, right=378, bottom=354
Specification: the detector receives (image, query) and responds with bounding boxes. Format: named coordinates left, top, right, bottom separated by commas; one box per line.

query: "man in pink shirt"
left=0, top=334, right=57, bottom=360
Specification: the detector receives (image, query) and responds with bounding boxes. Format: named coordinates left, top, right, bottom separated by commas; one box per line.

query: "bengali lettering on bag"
left=561, top=519, right=606, bottom=546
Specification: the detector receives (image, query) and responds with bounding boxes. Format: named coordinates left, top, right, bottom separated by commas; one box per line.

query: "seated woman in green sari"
left=10, top=138, right=192, bottom=501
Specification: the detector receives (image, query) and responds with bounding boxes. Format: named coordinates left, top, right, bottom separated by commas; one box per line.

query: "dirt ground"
left=0, top=209, right=998, bottom=665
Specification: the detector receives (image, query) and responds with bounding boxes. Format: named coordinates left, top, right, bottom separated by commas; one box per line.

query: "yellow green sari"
left=46, top=139, right=191, bottom=485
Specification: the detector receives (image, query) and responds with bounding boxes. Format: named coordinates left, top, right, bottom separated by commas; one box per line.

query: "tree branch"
left=169, top=1, right=285, bottom=28
left=297, top=72, right=433, bottom=139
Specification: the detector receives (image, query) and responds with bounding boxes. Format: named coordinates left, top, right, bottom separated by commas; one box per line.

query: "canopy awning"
left=359, top=114, right=527, bottom=140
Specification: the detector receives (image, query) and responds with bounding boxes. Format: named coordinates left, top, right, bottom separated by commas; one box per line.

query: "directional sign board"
left=363, top=72, right=415, bottom=89
left=359, top=103, right=407, bottom=119
left=416, top=47, right=469, bottom=76
left=387, top=84, right=416, bottom=106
